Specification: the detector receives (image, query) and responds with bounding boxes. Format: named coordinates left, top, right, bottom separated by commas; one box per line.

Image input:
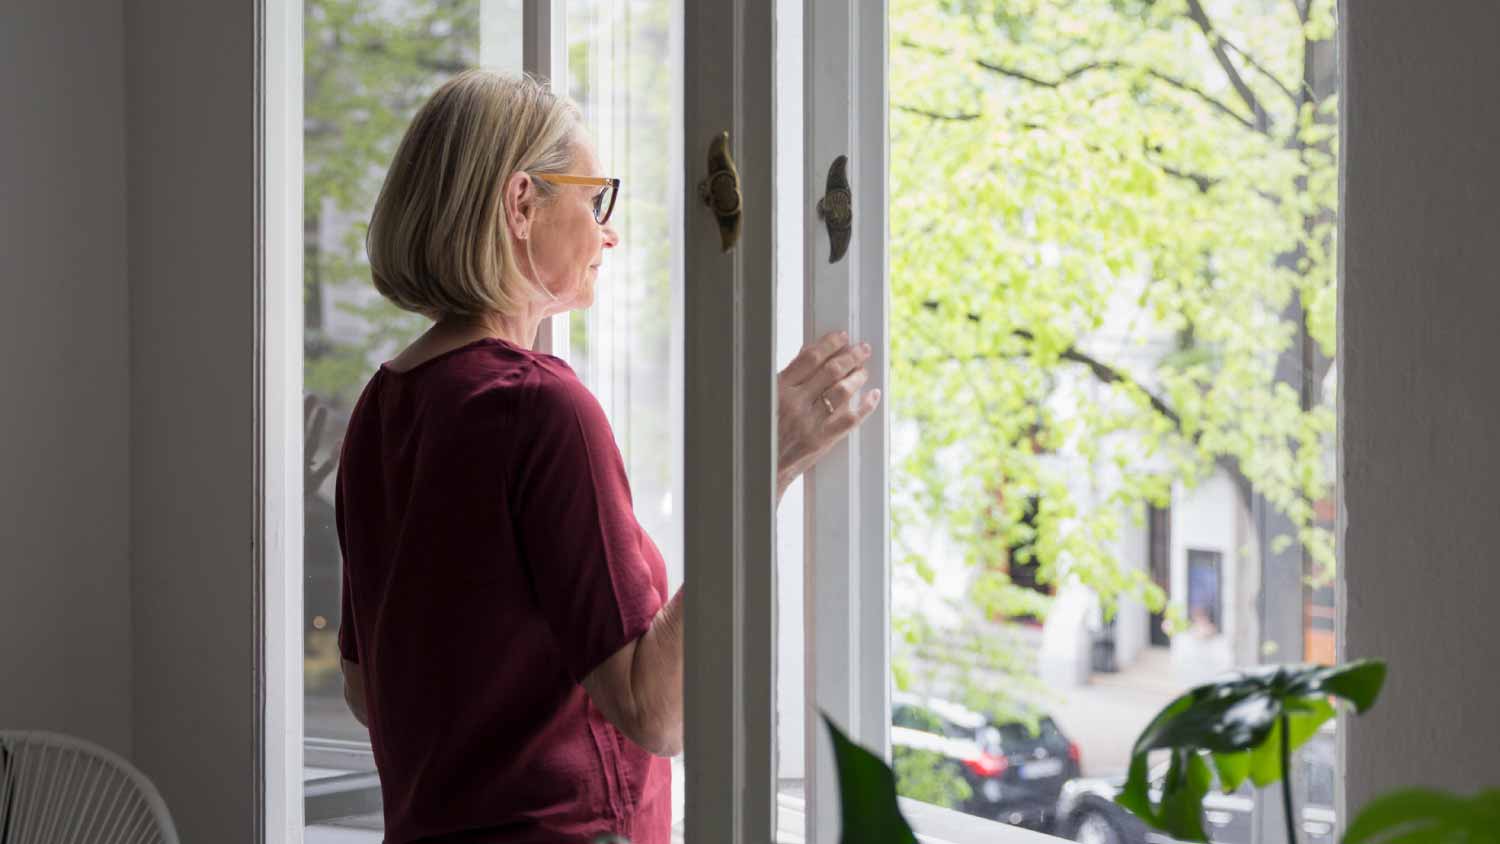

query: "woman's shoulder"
left=517, top=353, right=605, bottom=423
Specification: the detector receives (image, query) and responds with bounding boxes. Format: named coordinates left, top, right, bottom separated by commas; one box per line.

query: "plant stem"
left=1280, top=712, right=1297, bottom=844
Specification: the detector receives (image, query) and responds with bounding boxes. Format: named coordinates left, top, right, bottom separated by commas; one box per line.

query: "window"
left=881, top=1, right=1344, bottom=841
left=287, top=0, right=1344, bottom=841
left=1188, top=549, right=1225, bottom=635
left=298, top=0, right=690, bottom=836
left=302, top=3, right=490, bottom=828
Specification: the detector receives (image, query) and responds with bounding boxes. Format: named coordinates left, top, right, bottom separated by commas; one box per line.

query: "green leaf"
left=822, top=713, right=920, bottom=844
left=1116, top=752, right=1161, bottom=827
left=1345, top=788, right=1500, bottom=844
left=1158, top=749, right=1214, bottom=842
left=1138, top=688, right=1280, bottom=754
left=1314, top=659, right=1386, bottom=713
left=1246, top=699, right=1333, bottom=788
left=1211, top=750, right=1251, bottom=793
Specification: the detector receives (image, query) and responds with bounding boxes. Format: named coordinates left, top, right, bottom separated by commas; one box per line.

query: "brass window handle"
left=698, top=131, right=743, bottom=253
left=816, top=155, right=852, bottom=263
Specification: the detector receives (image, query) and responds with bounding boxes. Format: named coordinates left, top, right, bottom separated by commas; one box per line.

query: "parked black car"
left=1055, top=729, right=1336, bottom=844
left=892, top=693, right=1082, bottom=831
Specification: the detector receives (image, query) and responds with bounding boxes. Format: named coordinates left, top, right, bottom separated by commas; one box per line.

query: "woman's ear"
left=502, top=170, right=534, bottom=241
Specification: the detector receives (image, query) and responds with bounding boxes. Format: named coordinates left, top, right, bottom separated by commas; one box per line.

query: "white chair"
left=0, top=731, right=179, bottom=844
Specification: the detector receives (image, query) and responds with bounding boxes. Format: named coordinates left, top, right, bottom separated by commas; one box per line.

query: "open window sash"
left=681, top=2, right=779, bottom=843
left=800, top=0, right=892, bottom=842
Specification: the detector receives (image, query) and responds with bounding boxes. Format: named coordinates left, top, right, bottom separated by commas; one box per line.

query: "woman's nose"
left=601, top=224, right=620, bottom=248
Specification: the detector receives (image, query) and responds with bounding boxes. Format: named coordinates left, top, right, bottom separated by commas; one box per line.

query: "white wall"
left=1341, top=0, right=1500, bottom=813
left=0, top=0, right=133, bottom=757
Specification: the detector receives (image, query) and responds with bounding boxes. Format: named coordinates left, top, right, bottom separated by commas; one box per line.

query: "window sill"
left=774, top=790, right=1061, bottom=844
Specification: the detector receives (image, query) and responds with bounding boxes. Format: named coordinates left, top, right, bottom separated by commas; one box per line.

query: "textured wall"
left=0, top=0, right=133, bottom=757
left=1341, top=0, right=1500, bottom=813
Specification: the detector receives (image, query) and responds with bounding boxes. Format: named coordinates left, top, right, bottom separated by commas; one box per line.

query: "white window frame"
left=260, top=0, right=304, bottom=838
left=680, top=1, right=779, bottom=842
left=799, top=0, right=892, bottom=841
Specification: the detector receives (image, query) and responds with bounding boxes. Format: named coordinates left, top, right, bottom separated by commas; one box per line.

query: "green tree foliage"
left=888, top=0, right=1339, bottom=667
left=892, top=748, right=974, bottom=810
left=304, top=0, right=479, bottom=407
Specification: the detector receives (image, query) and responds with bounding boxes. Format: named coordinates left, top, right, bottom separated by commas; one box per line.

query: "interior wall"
left=0, top=0, right=133, bottom=756
left=1341, top=0, right=1500, bottom=813
left=125, top=0, right=259, bottom=840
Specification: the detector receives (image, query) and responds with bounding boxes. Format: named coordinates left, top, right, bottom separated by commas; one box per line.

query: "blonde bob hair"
left=367, top=70, right=581, bottom=318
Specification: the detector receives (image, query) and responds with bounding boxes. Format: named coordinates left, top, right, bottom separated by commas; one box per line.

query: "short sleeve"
left=512, top=364, right=665, bottom=683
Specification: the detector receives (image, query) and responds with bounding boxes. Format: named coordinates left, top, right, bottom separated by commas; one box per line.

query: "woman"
left=335, top=70, right=879, bottom=844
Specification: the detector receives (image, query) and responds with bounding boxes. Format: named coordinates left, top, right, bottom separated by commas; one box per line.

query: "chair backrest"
left=0, top=731, right=179, bottom=844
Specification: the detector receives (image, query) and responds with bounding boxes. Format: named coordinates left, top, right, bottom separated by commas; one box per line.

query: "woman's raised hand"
left=776, top=330, right=881, bottom=502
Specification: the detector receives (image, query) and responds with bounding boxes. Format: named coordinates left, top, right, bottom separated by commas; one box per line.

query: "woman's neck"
left=435, top=308, right=546, bottom=351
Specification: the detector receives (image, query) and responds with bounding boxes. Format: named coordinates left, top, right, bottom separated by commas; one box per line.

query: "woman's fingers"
left=803, top=341, right=871, bottom=399
left=781, top=330, right=849, bottom=385
left=822, top=388, right=882, bottom=443
left=819, top=367, right=869, bottom=410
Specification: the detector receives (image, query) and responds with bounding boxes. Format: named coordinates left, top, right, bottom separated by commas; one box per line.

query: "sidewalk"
left=1044, top=646, right=1181, bottom=778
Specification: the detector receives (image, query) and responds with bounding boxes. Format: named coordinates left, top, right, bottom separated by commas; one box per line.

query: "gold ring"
left=822, top=395, right=836, bottom=414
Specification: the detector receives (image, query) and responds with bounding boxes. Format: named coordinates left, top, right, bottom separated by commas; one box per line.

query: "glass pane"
left=565, top=0, right=685, bottom=591
left=565, top=0, right=686, bottom=831
left=887, top=0, right=1341, bottom=839
left=302, top=0, right=503, bottom=834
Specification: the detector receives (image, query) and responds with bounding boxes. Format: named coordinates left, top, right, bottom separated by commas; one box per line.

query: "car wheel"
left=1074, top=811, right=1122, bottom=844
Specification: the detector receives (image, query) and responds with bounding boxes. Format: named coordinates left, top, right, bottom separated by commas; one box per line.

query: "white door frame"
left=801, top=0, right=891, bottom=841
left=682, top=1, right=780, bottom=842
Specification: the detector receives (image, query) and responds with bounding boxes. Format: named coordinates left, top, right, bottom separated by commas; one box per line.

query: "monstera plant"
left=605, top=667, right=1497, bottom=844
left=1344, top=788, right=1500, bottom=844
left=1115, top=660, right=1386, bottom=844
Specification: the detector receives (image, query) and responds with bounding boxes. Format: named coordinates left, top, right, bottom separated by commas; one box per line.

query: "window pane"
left=565, top=0, right=685, bottom=592
left=565, top=0, right=686, bottom=831
left=302, top=0, right=494, bottom=831
left=887, top=0, right=1341, bottom=838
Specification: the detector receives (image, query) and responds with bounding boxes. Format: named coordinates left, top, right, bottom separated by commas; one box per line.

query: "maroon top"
left=335, top=337, right=671, bottom=844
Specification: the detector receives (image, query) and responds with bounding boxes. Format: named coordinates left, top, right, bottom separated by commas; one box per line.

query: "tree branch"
left=908, top=319, right=1257, bottom=514
left=1152, top=158, right=1216, bottom=193
left=1183, top=0, right=1270, bottom=131
left=896, top=104, right=982, bottom=121
left=1218, top=32, right=1302, bottom=105
left=973, top=58, right=1261, bottom=133
left=1011, top=330, right=1185, bottom=428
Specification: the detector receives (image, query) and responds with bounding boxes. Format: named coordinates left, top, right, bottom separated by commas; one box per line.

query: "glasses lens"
left=595, top=181, right=619, bottom=225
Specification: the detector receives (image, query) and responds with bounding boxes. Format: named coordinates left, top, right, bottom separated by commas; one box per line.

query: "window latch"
left=816, top=154, right=852, bottom=263
left=698, top=131, right=742, bottom=253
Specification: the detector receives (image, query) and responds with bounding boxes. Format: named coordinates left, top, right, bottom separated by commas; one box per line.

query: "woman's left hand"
left=776, top=330, right=881, bottom=503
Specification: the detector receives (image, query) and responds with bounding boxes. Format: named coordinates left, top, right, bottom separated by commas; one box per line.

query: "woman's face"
left=523, top=140, right=620, bottom=315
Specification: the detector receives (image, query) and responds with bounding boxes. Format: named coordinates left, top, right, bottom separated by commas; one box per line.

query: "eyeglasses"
left=533, top=174, right=621, bottom=226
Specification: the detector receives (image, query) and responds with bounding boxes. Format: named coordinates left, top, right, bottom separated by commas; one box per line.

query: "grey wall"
left=125, top=0, right=260, bottom=840
left=0, top=0, right=133, bottom=757
left=1342, top=0, right=1500, bottom=812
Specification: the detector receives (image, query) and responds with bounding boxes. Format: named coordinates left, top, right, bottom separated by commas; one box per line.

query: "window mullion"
left=519, top=0, right=569, bottom=358
left=802, top=0, right=890, bottom=842
left=682, top=1, right=779, bottom=842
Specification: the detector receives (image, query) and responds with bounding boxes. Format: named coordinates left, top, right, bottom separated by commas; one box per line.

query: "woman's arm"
left=581, top=588, right=685, bottom=756
left=583, top=330, right=878, bottom=757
